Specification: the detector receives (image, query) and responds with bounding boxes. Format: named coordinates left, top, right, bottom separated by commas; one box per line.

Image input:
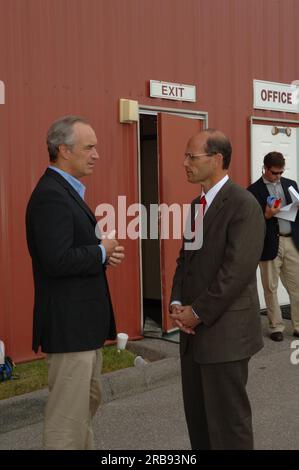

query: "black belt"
left=279, top=233, right=292, bottom=237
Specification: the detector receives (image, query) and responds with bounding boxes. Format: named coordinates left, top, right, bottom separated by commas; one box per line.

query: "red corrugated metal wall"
left=1, top=0, right=299, bottom=361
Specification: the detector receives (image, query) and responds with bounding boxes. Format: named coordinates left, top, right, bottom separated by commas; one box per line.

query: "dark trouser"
left=181, top=345, right=253, bottom=450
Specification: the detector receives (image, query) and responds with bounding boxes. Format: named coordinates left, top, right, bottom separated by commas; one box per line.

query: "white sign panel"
left=253, top=79, right=299, bottom=113
left=150, top=80, right=196, bottom=102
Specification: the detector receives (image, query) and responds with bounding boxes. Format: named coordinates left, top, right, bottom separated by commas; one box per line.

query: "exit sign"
left=150, top=80, right=196, bottom=102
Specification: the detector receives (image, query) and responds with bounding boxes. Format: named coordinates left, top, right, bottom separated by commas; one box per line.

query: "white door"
left=251, top=123, right=298, bottom=308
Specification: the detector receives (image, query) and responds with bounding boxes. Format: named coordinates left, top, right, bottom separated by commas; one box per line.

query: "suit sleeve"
left=170, top=243, right=185, bottom=305
left=192, top=196, right=265, bottom=327
left=27, top=191, right=102, bottom=278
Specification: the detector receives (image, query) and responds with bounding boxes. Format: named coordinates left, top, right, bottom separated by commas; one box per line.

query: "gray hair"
left=47, top=115, right=90, bottom=162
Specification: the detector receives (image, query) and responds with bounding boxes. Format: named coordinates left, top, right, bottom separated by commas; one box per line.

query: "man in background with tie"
left=26, top=115, right=124, bottom=449
left=169, top=129, right=265, bottom=449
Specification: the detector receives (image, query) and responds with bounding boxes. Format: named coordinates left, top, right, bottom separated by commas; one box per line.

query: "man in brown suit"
left=169, top=129, right=265, bottom=450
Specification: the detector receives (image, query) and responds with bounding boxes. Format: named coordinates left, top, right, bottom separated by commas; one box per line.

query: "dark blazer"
left=26, top=168, right=116, bottom=354
left=171, top=179, right=265, bottom=364
left=248, top=176, right=299, bottom=261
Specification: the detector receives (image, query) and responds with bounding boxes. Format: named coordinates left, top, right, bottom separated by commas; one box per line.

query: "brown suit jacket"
left=171, top=179, right=265, bottom=364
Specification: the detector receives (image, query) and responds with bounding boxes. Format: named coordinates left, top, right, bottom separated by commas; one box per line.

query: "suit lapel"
left=259, top=176, right=292, bottom=205
left=257, top=177, right=271, bottom=201
left=45, top=168, right=97, bottom=225
left=186, top=179, right=231, bottom=261
left=67, top=186, right=97, bottom=225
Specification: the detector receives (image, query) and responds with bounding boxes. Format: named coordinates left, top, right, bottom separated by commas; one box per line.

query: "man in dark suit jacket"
left=248, top=151, right=299, bottom=342
left=26, top=115, right=124, bottom=449
left=169, top=129, right=265, bottom=450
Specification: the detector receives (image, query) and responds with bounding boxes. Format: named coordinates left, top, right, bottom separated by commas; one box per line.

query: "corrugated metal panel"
left=158, top=113, right=204, bottom=331
left=0, top=0, right=299, bottom=361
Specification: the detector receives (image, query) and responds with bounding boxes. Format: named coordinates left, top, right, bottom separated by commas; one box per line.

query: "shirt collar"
left=262, top=175, right=281, bottom=185
left=49, top=166, right=86, bottom=200
left=201, top=174, right=229, bottom=209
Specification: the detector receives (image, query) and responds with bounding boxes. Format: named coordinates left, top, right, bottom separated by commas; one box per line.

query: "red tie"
left=191, top=195, right=206, bottom=232
left=200, top=194, right=207, bottom=215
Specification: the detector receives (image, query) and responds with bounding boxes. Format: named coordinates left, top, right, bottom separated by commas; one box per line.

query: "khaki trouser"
left=259, top=237, right=299, bottom=334
left=43, top=349, right=102, bottom=450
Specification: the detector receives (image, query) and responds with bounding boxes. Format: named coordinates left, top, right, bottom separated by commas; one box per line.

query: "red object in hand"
left=274, top=198, right=281, bottom=208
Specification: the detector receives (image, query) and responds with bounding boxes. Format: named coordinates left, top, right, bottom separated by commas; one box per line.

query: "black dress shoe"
left=270, top=332, right=283, bottom=342
left=293, top=331, right=299, bottom=338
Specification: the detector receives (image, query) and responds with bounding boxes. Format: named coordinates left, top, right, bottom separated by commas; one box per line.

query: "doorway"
left=138, top=107, right=208, bottom=336
left=250, top=117, right=299, bottom=312
left=139, top=114, right=162, bottom=336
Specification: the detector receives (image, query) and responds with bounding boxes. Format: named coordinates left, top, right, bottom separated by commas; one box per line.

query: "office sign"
left=150, top=80, right=196, bottom=102
left=253, top=79, right=299, bottom=113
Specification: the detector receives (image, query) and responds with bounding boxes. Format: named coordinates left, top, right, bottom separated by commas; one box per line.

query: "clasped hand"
left=101, top=235, right=125, bottom=267
left=169, top=305, right=201, bottom=335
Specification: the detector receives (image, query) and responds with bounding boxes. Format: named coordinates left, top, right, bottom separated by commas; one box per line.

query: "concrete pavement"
left=1, top=316, right=299, bottom=450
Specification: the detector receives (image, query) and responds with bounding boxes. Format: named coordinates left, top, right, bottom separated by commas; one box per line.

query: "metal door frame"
left=250, top=115, right=299, bottom=310
left=137, top=105, right=208, bottom=333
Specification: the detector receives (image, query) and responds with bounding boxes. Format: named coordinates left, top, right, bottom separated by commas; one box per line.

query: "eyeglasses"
left=270, top=170, right=284, bottom=175
left=184, top=152, right=216, bottom=162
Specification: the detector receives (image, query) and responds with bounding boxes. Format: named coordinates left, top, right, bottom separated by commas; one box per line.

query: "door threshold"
left=143, top=317, right=180, bottom=343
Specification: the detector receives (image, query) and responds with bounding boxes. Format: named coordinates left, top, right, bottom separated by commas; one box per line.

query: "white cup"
left=117, top=333, right=128, bottom=351
left=134, top=355, right=147, bottom=367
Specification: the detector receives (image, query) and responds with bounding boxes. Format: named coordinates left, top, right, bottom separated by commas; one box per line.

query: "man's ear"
left=58, top=144, right=71, bottom=160
left=216, top=153, right=223, bottom=168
